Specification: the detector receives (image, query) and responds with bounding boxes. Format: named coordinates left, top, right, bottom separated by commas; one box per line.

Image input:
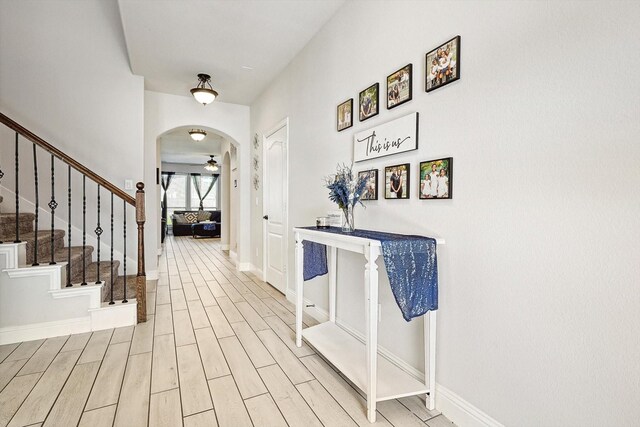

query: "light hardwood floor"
left=0, top=236, right=455, bottom=427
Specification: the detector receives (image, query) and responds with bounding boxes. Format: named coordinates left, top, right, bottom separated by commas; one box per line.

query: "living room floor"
left=0, top=236, right=454, bottom=427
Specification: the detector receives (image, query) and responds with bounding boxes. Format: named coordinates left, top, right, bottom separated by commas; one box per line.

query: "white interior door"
left=264, top=122, right=288, bottom=293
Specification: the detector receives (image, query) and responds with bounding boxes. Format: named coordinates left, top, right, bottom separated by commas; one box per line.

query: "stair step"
left=0, top=213, right=36, bottom=237
left=33, top=246, right=95, bottom=285
left=108, top=275, right=138, bottom=302
left=72, top=260, right=119, bottom=285
left=2, top=229, right=66, bottom=263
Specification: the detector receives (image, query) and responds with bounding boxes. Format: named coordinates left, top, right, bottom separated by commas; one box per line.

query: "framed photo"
left=426, top=36, right=461, bottom=92
left=359, top=83, right=379, bottom=121
left=337, top=98, right=353, bottom=132
left=387, top=64, right=412, bottom=109
left=384, top=163, right=410, bottom=199
left=358, top=169, right=378, bottom=200
left=419, top=158, right=452, bottom=199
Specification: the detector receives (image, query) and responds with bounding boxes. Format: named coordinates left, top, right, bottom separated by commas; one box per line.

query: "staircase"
left=0, top=112, right=147, bottom=345
left=0, top=211, right=137, bottom=302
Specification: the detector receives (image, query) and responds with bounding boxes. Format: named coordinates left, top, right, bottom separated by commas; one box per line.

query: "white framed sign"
left=353, top=112, right=419, bottom=162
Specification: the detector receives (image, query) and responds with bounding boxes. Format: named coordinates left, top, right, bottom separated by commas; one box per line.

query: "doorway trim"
left=262, top=117, right=289, bottom=294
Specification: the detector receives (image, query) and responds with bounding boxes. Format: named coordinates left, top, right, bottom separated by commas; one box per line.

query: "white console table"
left=294, top=227, right=443, bottom=423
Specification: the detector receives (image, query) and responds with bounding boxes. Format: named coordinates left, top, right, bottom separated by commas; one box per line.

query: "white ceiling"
left=118, top=0, right=345, bottom=105
left=160, top=126, right=223, bottom=164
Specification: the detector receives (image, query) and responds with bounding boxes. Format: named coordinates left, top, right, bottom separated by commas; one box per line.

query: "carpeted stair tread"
left=31, top=245, right=93, bottom=266
left=1, top=229, right=66, bottom=264
left=71, top=260, right=119, bottom=284
left=0, top=212, right=35, bottom=224
left=107, top=275, right=138, bottom=302
left=0, top=212, right=36, bottom=237
left=0, top=228, right=65, bottom=242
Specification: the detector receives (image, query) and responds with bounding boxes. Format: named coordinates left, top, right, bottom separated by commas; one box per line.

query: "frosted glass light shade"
left=189, top=129, right=207, bottom=141
left=191, top=88, right=218, bottom=105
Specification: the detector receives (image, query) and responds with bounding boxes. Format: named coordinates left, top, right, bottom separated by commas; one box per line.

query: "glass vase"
left=342, top=205, right=354, bottom=233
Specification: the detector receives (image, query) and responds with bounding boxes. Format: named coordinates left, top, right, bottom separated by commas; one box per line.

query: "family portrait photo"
left=385, top=163, right=410, bottom=199
left=426, top=36, right=460, bottom=92
left=358, top=169, right=378, bottom=200
left=419, top=158, right=452, bottom=199
left=359, top=83, right=379, bottom=121
left=387, top=64, right=412, bottom=109
left=337, top=98, right=353, bottom=131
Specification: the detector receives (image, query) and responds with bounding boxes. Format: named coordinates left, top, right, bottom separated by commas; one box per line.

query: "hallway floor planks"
left=0, top=235, right=455, bottom=427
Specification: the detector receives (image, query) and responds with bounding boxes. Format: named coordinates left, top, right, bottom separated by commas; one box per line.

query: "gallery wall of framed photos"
left=336, top=35, right=460, bottom=202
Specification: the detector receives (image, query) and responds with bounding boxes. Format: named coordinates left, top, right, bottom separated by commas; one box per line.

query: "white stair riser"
left=0, top=259, right=136, bottom=345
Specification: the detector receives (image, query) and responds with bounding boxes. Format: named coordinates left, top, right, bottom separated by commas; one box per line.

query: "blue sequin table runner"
left=300, top=226, right=438, bottom=321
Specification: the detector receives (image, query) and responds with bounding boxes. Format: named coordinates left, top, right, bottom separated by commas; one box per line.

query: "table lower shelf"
left=302, top=322, right=429, bottom=401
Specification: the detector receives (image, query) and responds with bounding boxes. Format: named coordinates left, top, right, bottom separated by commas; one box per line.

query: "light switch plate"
left=124, top=180, right=133, bottom=190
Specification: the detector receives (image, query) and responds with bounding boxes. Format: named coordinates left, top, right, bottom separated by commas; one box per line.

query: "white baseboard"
left=0, top=300, right=138, bottom=345
left=436, top=383, right=504, bottom=427
left=237, top=262, right=251, bottom=272
left=147, top=270, right=159, bottom=280
left=0, top=316, right=91, bottom=345
left=285, top=289, right=330, bottom=323
left=249, top=265, right=263, bottom=279
left=221, top=244, right=230, bottom=250
left=89, top=299, right=137, bottom=331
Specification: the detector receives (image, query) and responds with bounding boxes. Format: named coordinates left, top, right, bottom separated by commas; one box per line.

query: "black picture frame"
left=387, top=64, right=413, bottom=109
left=337, top=98, right=353, bottom=132
left=419, top=157, right=452, bottom=199
left=358, top=169, right=378, bottom=201
left=425, top=36, right=461, bottom=93
left=359, top=83, right=379, bottom=122
left=384, top=163, right=410, bottom=199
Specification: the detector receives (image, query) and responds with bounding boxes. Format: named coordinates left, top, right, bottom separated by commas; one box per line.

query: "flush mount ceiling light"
left=204, top=155, right=219, bottom=172
left=190, top=73, right=218, bottom=105
left=188, top=129, right=207, bottom=141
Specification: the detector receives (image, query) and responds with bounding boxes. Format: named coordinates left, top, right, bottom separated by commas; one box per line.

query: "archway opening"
left=156, top=125, right=239, bottom=259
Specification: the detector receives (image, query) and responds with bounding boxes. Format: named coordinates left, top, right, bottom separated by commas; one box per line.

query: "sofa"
left=171, top=210, right=221, bottom=237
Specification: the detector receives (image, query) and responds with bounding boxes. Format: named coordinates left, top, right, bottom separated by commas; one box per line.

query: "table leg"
left=427, top=310, right=437, bottom=410
left=329, top=246, right=337, bottom=323
left=295, top=234, right=304, bottom=347
left=365, top=245, right=379, bottom=422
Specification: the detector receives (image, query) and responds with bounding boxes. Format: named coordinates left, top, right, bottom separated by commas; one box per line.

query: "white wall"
left=144, top=91, right=250, bottom=271
left=0, top=0, right=143, bottom=188
left=250, top=1, right=640, bottom=425
left=0, top=0, right=144, bottom=270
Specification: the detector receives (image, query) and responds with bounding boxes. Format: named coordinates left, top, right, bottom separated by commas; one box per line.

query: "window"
left=165, top=174, right=187, bottom=225
left=190, top=175, right=219, bottom=210
left=162, top=173, right=220, bottom=225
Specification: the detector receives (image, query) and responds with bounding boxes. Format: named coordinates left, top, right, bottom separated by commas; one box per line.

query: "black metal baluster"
left=32, top=144, right=39, bottom=265
left=81, top=176, right=87, bottom=285
left=66, top=165, right=71, bottom=287
left=14, top=133, right=21, bottom=243
left=122, top=201, right=127, bottom=303
left=48, top=154, right=57, bottom=265
left=109, top=192, right=114, bottom=305
left=95, top=184, right=102, bottom=284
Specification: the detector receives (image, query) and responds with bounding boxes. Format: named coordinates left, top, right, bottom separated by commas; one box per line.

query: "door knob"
left=263, top=215, right=269, bottom=220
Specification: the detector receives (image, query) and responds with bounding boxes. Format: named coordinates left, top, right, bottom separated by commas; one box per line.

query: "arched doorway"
left=156, top=125, right=239, bottom=260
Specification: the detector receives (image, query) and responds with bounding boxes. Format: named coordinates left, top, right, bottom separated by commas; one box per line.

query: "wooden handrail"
left=0, top=112, right=135, bottom=206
